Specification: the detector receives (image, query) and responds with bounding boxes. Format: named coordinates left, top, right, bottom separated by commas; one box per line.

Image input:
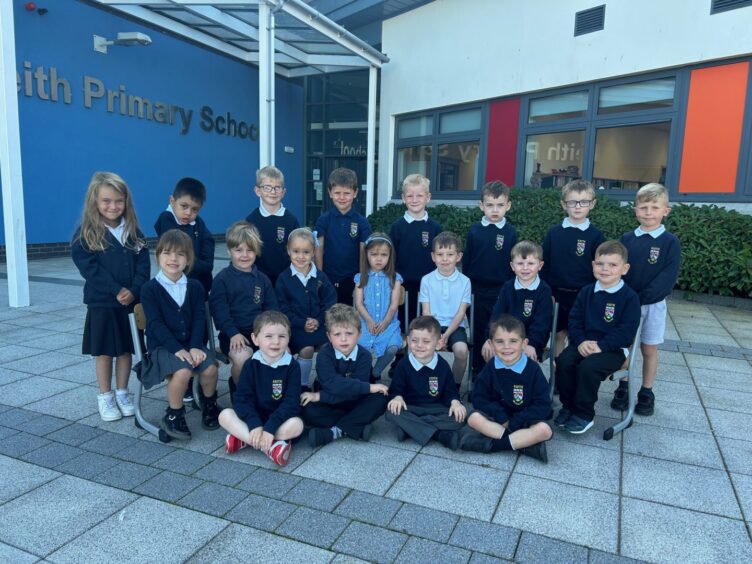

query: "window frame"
left=393, top=103, right=488, bottom=198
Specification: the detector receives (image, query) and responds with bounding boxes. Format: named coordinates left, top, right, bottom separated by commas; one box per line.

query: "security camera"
left=115, top=32, right=152, bottom=46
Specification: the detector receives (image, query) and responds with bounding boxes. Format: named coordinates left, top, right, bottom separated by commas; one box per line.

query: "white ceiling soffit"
left=91, top=0, right=389, bottom=77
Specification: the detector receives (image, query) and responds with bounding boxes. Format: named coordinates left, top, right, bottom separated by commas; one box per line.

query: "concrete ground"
left=0, top=255, right=750, bottom=563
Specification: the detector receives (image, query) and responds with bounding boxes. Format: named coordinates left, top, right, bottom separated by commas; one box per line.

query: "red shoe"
left=266, top=440, right=291, bottom=466
left=224, top=433, right=247, bottom=454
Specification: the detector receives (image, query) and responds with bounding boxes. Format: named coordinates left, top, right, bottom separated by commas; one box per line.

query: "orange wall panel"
left=679, top=62, right=749, bottom=193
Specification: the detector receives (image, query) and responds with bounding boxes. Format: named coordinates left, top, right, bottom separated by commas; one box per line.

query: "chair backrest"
left=133, top=303, right=147, bottom=331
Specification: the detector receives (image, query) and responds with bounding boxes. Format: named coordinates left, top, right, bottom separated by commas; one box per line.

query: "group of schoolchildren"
left=72, top=164, right=680, bottom=467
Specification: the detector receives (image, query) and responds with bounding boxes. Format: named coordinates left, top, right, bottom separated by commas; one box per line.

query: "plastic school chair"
left=128, top=303, right=208, bottom=443
left=544, top=300, right=560, bottom=405
left=602, top=319, right=644, bottom=441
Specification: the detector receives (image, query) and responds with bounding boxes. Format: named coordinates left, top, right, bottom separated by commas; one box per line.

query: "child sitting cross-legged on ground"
left=385, top=315, right=467, bottom=450
left=461, top=315, right=552, bottom=462
left=220, top=311, right=304, bottom=466
left=300, top=304, right=389, bottom=446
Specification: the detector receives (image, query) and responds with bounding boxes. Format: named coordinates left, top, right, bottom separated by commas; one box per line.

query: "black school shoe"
left=162, top=410, right=191, bottom=440
left=183, top=378, right=194, bottom=404
left=635, top=388, right=655, bottom=416
left=610, top=381, right=629, bottom=411
left=395, top=427, right=407, bottom=442
left=201, top=395, right=221, bottom=430
left=436, top=430, right=460, bottom=451
left=459, top=433, right=492, bottom=453
left=519, top=442, right=548, bottom=464
left=554, top=408, right=572, bottom=427
left=308, top=427, right=334, bottom=448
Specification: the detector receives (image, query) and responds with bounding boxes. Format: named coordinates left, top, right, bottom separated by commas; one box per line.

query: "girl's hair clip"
left=365, top=235, right=392, bottom=247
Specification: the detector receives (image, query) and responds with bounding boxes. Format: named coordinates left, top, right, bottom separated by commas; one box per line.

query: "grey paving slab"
left=79, top=430, right=140, bottom=456
left=45, top=422, right=104, bottom=446
left=0, top=345, right=48, bottom=364
left=0, top=475, right=136, bottom=557
left=650, top=379, right=701, bottom=406
left=395, top=537, right=471, bottom=564
left=623, top=424, right=724, bottom=469
left=283, top=477, right=350, bottom=512
left=276, top=506, right=351, bottom=549
left=0, top=376, right=79, bottom=408
left=54, top=451, right=120, bottom=479
left=698, top=386, right=752, bottom=414
left=717, top=437, right=752, bottom=475
left=0, top=431, right=51, bottom=457
left=177, top=481, right=247, bottom=517
left=621, top=498, right=752, bottom=563
left=685, top=354, right=750, bottom=374
left=516, top=440, right=620, bottom=494
left=623, top=454, right=741, bottom=518
left=25, top=386, right=100, bottom=420
left=77, top=409, right=153, bottom=438
left=38, top=318, right=84, bottom=334
left=588, top=550, right=646, bottom=564
left=389, top=503, right=459, bottom=542
left=652, top=361, right=693, bottom=384
left=4, top=352, right=88, bottom=375
left=367, top=416, right=423, bottom=452
left=112, top=439, right=175, bottom=465
left=21, top=414, right=71, bottom=436
left=0, top=425, right=17, bottom=440
left=0, top=367, right=28, bottom=386
left=224, top=492, right=297, bottom=531
left=420, top=439, right=517, bottom=471
left=0, top=407, right=42, bottom=429
left=152, top=448, right=213, bottom=475
left=707, top=408, right=752, bottom=442
left=332, top=522, right=408, bottom=564
left=387, top=454, right=509, bottom=521
left=32, top=332, right=83, bottom=351
left=632, top=400, right=711, bottom=434
left=187, top=523, right=334, bottom=564
left=656, top=350, right=687, bottom=366
left=133, top=470, right=203, bottom=502
left=515, top=531, right=589, bottom=563
left=192, top=457, right=256, bottom=486
left=448, top=517, right=520, bottom=560
left=690, top=367, right=752, bottom=393
left=330, top=555, right=370, bottom=564
left=550, top=415, right=621, bottom=452
left=42, top=360, right=97, bottom=385
left=92, top=460, right=162, bottom=490
left=236, top=467, right=302, bottom=498
left=730, top=473, right=752, bottom=521
left=494, top=474, right=618, bottom=552
left=0, top=454, right=60, bottom=504
left=3, top=312, right=70, bottom=328
left=335, top=490, right=403, bottom=527
left=20, top=442, right=84, bottom=469
left=468, top=553, right=507, bottom=564
left=0, top=542, right=39, bottom=564
left=293, top=439, right=415, bottom=495
left=47, top=496, right=227, bottom=564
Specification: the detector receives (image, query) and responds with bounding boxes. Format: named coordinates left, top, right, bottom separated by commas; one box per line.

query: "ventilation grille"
left=711, top=0, right=752, bottom=14
left=574, top=5, right=605, bottom=36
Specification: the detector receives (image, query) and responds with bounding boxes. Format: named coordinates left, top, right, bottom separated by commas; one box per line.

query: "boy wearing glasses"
left=246, top=166, right=300, bottom=287
left=542, top=180, right=605, bottom=355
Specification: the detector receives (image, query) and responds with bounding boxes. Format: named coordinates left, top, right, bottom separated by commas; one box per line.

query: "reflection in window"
left=399, top=116, right=433, bottom=139
left=397, top=145, right=431, bottom=181
left=437, top=142, right=480, bottom=191
left=439, top=109, right=482, bottom=134
left=524, top=131, right=585, bottom=188
left=598, top=79, right=675, bottom=115
left=593, top=122, right=670, bottom=190
left=529, top=91, right=588, bottom=123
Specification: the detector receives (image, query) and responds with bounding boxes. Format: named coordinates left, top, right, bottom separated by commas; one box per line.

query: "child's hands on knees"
left=370, top=383, right=389, bottom=395
left=304, top=318, right=319, bottom=332
left=577, top=340, right=600, bottom=357
left=449, top=399, right=466, bottom=423
left=388, top=395, right=406, bottom=415
left=367, top=320, right=379, bottom=335
left=300, top=391, right=320, bottom=406
left=116, top=287, right=134, bottom=306
left=259, top=431, right=274, bottom=452
left=481, top=339, right=493, bottom=362
left=248, top=426, right=264, bottom=449
left=523, top=344, right=538, bottom=361
left=189, top=348, right=206, bottom=365
left=230, top=334, right=250, bottom=353
left=175, top=349, right=195, bottom=366
left=437, top=335, right=448, bottom=351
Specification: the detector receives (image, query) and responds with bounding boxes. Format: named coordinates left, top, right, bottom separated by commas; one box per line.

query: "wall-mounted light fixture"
left=93, top=32, right=152, bottom=54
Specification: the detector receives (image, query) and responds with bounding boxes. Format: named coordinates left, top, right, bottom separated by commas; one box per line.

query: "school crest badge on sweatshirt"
left=428, top=376, right=439, bottom=397
left=604, top=303, right=615, bottom=322
left=421, top=231, right=429, bottom=247
left=253, top=286, right=262, bottom=304
left=513, top=384, right=524, bottom=405
left=523, top=299, right=534, bottom=318
left=350, top=222, right=359, bottom=238
left=272, top=379, right=283, bottom=400
left=495, top=234, right=504, bottom=251
left=276, top=226, right=286, bottom=243
left=648, top=246, right=660, bottom=264
left=576, top=239, right=586, bottom=256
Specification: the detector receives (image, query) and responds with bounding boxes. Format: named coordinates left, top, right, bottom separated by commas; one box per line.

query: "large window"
left=395, top=105, right=485, bottom=194
left=520, top=75, right=678, bottom=195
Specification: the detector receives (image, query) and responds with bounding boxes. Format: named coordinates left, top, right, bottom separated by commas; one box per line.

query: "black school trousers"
left=556, top=344, right=625, bottom=421
left=471, top=285, right=501, bottom=376
left=302, top=393, right=388, bottom=439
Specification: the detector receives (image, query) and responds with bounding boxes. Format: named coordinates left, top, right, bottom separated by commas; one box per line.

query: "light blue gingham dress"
left=354, top=271, right=404, bottom=357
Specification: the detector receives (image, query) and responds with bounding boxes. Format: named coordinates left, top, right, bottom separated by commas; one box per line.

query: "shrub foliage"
left=367, top=188, right=752, bottom=298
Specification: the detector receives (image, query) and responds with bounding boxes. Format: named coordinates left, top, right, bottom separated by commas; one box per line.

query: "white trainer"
left=97, top=391, right=122, bottom=422
left=115, top=389, right=135, bottom=417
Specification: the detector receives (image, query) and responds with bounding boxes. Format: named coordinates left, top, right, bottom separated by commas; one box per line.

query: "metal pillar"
left=0, top=2, right=30, bottom=307
left=366, top=65, right=377, bottom=217
left=258, top=1, right=275, bottom=167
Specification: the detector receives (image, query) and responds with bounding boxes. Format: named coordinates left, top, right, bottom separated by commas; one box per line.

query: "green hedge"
left=367, top=188, right=752, bottom=298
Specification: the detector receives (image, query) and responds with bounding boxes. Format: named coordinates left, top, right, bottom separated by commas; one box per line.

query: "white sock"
left=331, top=426, right=343, bottom=440
left=298, top=358, right=313, bottom=387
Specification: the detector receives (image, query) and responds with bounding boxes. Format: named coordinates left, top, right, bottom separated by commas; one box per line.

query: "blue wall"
left=4, top=0, right=304, bottom=244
